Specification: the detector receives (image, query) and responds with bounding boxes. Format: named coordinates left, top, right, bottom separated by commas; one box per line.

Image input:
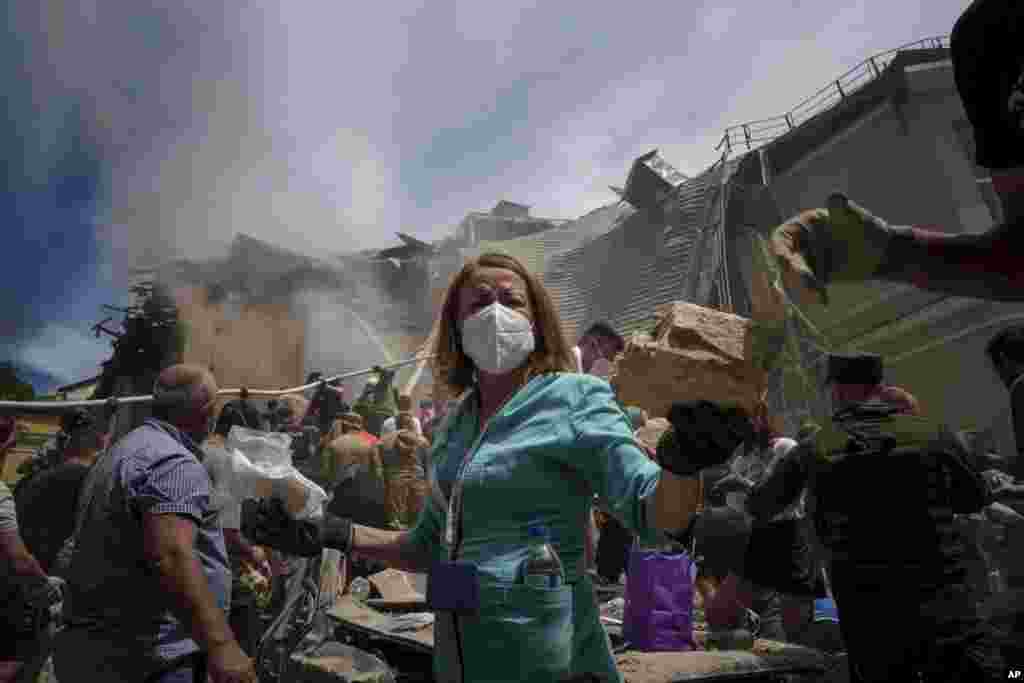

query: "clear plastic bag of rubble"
left=203, top=426, right=328, bottom=520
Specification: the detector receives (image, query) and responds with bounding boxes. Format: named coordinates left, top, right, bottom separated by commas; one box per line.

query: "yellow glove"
left=769, top=193, right=896, bottom=307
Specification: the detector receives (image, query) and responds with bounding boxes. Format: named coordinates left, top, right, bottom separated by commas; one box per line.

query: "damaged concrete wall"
left=174, top=285, right=306, bottom=391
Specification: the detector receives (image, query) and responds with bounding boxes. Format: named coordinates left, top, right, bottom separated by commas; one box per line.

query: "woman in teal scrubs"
left=243, top=253, right=750, bottom=682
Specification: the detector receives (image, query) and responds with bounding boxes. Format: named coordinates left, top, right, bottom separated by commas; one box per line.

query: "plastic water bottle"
left=519, top=524, right=565, bottom=589
left=350, top=576, right=372, bottom=603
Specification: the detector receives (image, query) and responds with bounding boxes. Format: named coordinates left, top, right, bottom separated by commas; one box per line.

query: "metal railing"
left=0, top=355, right=435, bottom=413
left=715, top=35, right=950, bottom=157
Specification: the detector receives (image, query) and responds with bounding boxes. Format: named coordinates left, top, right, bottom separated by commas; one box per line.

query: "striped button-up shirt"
left=62, top=419, right=231, bottom=675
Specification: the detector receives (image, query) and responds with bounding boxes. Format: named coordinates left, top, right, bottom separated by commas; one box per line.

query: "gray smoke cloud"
left=23, top=1, right=403, bottom=283
left=10, top=2, right=423, bottom=387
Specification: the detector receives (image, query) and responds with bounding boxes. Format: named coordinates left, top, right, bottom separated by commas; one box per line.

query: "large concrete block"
left=612, top=302, right=766, bottom=420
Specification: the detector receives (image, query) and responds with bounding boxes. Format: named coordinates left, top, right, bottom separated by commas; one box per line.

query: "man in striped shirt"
left=55, top=365, right=255, bottom=683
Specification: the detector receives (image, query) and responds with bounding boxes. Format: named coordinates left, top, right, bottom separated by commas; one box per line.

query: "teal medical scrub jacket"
left=408, top=373, right=663, bottom=683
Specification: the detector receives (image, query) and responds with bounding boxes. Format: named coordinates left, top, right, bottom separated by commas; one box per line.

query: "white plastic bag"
left=208, top=427, right=328, bottom=520
left=200, top=444, right=243, bottom=529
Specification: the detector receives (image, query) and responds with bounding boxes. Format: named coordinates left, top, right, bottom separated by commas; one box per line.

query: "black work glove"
left=657, top=401, right=753, bottom=477
left=241, top=498, right=352, bottom=557
left=712, top=473, right=754, bottom=498
left=669, top=506, right=752, bottom=573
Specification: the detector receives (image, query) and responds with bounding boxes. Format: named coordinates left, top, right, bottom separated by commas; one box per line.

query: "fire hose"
left=0, top=355, right=435, bottom=413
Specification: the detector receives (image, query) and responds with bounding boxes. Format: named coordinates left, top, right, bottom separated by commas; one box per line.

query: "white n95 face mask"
left=460, top=302, right=536, bottom=375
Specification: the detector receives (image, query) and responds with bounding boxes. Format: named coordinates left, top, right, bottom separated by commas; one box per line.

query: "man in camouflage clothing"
left=747, top=352, right=1004, bottom=682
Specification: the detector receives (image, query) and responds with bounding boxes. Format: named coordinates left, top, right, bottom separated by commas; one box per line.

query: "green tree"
left=0, top=363, right=35, bottom=401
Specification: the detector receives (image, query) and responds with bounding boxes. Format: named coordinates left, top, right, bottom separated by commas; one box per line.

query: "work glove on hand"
left=657, top=401, right=754, bottom=477
left=712, top=473, right=755, bottom=498
left=770, top=193, right=900, bottom=306
left=241, top=498, right=352, bottom=557
left=668, top=506, right=752, bottom=571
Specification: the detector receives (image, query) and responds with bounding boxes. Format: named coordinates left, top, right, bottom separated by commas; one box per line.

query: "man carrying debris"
left=769, top=1, right=1024, bottom=306
left=743, top=352, right=1004, bottom=682
left=55, top=365, right=256, bottom=683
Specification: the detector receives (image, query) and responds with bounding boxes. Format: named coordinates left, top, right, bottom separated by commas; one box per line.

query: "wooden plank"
left=326, top=597, right=834, bottom=682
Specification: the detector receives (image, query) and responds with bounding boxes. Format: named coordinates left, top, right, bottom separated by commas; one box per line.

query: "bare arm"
left=646, top=470, right=703, bottom=536
left=351, top=524, right=432, bottom=573
left=142, top=513, right=237, bottom=652
left=0, top=530, right=46, bottom=581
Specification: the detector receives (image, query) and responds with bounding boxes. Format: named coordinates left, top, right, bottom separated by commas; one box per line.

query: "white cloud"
left=19, top=0, right=971, bottom=267
left=15, top=324, right=109, bottom=385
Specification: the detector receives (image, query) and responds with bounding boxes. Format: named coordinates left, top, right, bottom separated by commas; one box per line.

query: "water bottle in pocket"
left=518, top=524, right=565, bottom=589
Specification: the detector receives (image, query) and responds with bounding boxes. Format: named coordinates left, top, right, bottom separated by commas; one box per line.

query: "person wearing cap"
left=54, top=364, right=255, bottom=683
left=743, top=352, right=1003, bottom=682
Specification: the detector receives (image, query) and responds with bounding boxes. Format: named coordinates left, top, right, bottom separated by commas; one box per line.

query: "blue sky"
left=4, top=0, right=971, bottom=392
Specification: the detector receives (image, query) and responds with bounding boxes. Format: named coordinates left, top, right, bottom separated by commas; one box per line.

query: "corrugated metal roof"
left=461, top=202, right=631, bottom=276
left=545, top=162, right=733, bottom=342
left=450, top=157, right=744, bottom=344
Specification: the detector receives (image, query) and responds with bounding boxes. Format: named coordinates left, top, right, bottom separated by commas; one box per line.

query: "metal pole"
left=0, top=355, right=436, bottom=412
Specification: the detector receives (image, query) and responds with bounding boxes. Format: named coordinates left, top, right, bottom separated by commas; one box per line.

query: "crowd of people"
left=0, top=360, right=451, bottom=683
left=0, top=269, right=1022, bottom=683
